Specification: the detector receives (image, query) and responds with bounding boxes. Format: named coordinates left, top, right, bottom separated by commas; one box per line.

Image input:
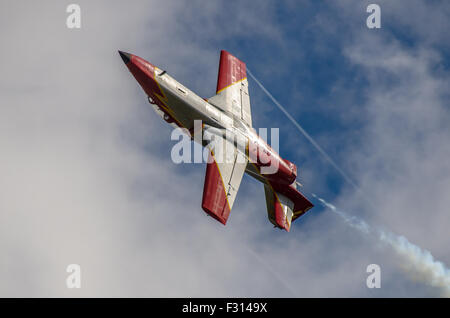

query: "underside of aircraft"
left=119, top=49, right=313, bottom=231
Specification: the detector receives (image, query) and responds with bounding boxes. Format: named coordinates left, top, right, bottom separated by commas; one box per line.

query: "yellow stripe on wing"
left=210, top=150, right=232, bottom=214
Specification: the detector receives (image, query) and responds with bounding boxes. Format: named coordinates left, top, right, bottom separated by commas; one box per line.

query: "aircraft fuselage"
left=119, top=50, right=314, bottom=231
left=120, top=51, right=296, bottom=187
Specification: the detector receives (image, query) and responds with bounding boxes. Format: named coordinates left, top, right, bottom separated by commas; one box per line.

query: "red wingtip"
left=201, top=153, right=231, bottom=225
left=216, top=50, right=247, bottom=93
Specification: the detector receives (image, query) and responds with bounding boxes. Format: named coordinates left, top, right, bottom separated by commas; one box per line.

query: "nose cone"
left=118, top=50, right=162, bottom=98
left=118, top=50, right=131, bottom=64
left=118, top=50, right=155, bottom=77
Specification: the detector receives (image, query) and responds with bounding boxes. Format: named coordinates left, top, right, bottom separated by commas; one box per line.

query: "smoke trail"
left=247, top=69, right=363, bottom=197
left=246, top=247, right=298, bottom=297
left=248, top=69, right=450, bottom=296
left=312, top=194, right=450, bottom=297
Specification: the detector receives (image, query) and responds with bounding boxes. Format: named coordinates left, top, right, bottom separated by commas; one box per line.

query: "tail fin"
left=264, top=182, right=314, bottom=231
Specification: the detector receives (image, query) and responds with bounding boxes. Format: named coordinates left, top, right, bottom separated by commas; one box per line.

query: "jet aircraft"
left=119, top=50, right=313, bottom=231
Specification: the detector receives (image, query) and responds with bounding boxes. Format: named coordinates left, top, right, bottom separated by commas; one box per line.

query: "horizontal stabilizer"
left=264, top=184, right=294, bottom=231
left=264, top=182, right=314, bottom=231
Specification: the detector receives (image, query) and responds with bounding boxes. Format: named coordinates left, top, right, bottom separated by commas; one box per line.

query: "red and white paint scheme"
left=119, top=50, right=313, bottom=231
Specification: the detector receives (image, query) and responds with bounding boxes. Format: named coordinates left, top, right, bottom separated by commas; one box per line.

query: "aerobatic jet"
left=119, top=50, right=313, bottom=231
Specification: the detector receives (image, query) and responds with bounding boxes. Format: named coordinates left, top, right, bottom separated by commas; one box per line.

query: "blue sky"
left=1, top=0, right=449, bottom=297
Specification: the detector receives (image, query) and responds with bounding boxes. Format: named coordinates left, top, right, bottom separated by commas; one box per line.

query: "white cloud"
left=0, top=0, right=299, bottom=297
left=1, top=0, right=448, bottom=297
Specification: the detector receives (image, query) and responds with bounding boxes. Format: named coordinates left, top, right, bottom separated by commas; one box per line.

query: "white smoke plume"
left=249, top=68, right=450, bottom=297
left=313, top=194, right=450, bottom=297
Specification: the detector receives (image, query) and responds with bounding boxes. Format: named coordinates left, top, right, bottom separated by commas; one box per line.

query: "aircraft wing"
left=208, top=50, right=252, bottom=127
left=201, top=132, right=247, bottom=225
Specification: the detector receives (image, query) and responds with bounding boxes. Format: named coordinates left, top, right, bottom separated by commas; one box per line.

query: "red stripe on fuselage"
left=126, top=54, right=164, bottom=99
left=248, top=131, right=297, bottom=186
left=124, top=53, right=185, bottom=129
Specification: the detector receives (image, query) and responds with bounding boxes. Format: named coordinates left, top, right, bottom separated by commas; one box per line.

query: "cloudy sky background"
left=1, top=0, right=449, bottom=297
